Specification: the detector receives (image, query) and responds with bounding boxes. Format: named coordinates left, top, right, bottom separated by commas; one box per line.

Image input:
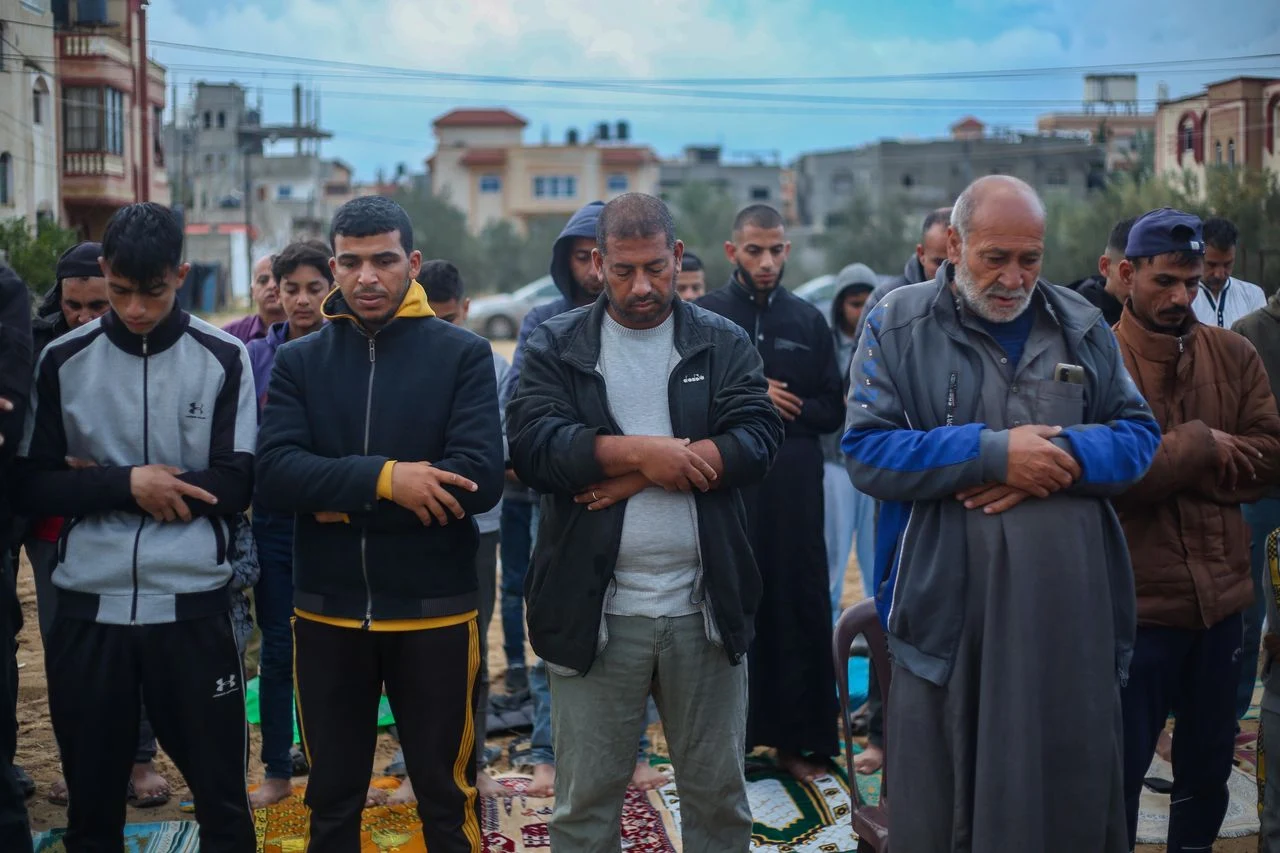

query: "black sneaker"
left=290, top=745, right=310, bottom=777
left=504, top=664, right=529, bottom=694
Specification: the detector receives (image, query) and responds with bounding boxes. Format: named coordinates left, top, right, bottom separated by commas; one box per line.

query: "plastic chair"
left=833, top=599, right=892, bottom=853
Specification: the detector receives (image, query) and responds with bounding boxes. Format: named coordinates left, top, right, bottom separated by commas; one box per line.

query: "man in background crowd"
left=854, top=207, right=951, bottom=339
left=699, top=204, right=844, bottom=782
left=223, top=254, right=284, bottom=344
left=675, top=251, right=706, bottom=301
left=0, top=261, right=32, bottom=852
left=1067, top=217, right=1135, bottom=327
left=1191, top=216, right=1265, bottom=330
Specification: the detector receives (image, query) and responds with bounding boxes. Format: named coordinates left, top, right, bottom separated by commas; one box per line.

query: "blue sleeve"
left=841, top=305, right=1001, bottom=502
left=1057, top=327, right=1161, bottom=496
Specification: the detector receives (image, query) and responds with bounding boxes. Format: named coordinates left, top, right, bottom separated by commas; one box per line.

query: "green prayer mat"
left=244, top=676, right=396, bottom=742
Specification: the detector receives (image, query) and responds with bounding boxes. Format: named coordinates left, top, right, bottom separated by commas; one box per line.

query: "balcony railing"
left=64, top=152, right=126, bottom=178
left=60, top=34, right=132, bottom=66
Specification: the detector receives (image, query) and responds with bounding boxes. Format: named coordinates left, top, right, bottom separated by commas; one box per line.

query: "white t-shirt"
left=1192, top=277, right=1266, bottom=330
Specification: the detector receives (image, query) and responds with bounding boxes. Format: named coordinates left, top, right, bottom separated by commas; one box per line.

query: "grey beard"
left=955, top=263, right=1031, bottom=323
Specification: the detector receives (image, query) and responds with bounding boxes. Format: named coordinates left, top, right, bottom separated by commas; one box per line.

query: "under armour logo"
left=681, top=373, right=706, bottom=384
left=214, top=674, right=239, bottom=697
left=186, top=402, right=208, bottom=419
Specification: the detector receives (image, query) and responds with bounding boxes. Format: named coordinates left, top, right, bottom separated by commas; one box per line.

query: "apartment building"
left=0, top=0, right=59, bottom=225
left=1155, top=76, right=1280, bottom=192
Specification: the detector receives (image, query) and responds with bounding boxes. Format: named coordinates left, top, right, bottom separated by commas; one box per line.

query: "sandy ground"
left=11, top=337, right=1259, bottom=849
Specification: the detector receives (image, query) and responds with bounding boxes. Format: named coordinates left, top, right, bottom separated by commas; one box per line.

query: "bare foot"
left=387, top=777, right=415, bottom=806
left=854, top=744, right=883, bottom=775
left=366, top=785, right=389, bottom=807
left=249, top=777, right=293, bottom=809
left=1156, top=729, right=1173, bottom=763
left=128, top=762, right=171, bottom=807
left=777, top=750, right=827, bottom=783
left=526, top=763, right=555, bottom=797
left=46, top=776, right=68, bottom=806
left=630, top=761, right=668, bottom=791
left=478, top=772, right=508, bottom=799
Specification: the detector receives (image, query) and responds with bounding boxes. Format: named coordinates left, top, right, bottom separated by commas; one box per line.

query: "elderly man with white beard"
left=841, top=175, right=1161, bottom=852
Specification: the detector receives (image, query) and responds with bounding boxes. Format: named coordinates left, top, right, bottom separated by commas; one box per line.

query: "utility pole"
left=243, top=141, right=253, bottom=284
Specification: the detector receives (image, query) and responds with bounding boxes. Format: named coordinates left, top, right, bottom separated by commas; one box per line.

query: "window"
left=203, top=153, right=213, bottom=169
left=1046, top=167, right=1068, bottom=186
left=218, top=153, right=228, bottom=168
left=32, top=80, right=48, bottom=126
left=533, top=175, right=578, bottom=199
left=277, top=185, right=293, bottom=200
left=0, top=153, right=10, bottom=206
left=203, top=111, right=212, bottom=130
left=1228, top=139, right=1236, bottom=167
left=1215, top=140, right=1223, bottom=164
left=479, top=174, right=502, bottom=193
left=153, top=106, right=164, bottom=166
left=20, top=0, right=45, bottom=12
left=901, top=173, right=915, bottom=187
left=750, top=186, right=770, bottom=200
left=1181, top=121, right=1195, bottom=153
left=217, top=111, right=226, bottom=129
left=830, top=170, right=854, bottom=196
left=606, top=173, right=628, bottom=193
left=63, top=86, right=122, bottom=154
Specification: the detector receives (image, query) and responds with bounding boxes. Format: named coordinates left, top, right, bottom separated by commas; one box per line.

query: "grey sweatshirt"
left=597, top=313, right=701, bottom=618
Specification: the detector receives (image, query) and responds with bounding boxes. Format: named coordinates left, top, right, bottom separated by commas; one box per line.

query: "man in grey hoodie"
left=844, top=176, right=1159, bottom=851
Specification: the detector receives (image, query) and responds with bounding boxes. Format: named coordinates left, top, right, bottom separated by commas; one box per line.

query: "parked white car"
left=467, top=276, right=561, bottom=339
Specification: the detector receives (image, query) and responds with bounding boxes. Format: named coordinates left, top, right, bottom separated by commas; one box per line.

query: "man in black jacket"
left=854, top=206, right=951, bottom=342
left=0, top=263, right=32, bottom=853
left=1066, top=217, right=1135, bottom=327
left=256, top=196, right=503, bottom=853
left=698, top=204, right=845, bottom=781
left=507, top=193, right=782, bottom=851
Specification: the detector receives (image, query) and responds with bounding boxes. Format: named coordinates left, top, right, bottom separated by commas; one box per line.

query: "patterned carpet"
left=31, top=763, right=868, bottom=852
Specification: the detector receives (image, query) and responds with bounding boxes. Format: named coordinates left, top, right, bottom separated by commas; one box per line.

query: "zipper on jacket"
left=360, top=335, right=376, bottom=628
left=1177, top=336, right=1184, bottom=353
left=130, top=336, right=150, bottom=625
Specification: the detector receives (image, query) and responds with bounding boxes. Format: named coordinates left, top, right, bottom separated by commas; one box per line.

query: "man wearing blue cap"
left=1112, top=207, right=1280, bottom=851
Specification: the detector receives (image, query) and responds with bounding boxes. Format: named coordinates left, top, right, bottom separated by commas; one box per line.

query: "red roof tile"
left=601, top=147, right=655, bottom=167
left=434, top=109, right=528, bottom=129
left=460, top=148, right=508, bottom=167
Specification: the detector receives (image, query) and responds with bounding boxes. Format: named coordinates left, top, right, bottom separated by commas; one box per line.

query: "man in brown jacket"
left=1113, top=208, right=1280, bottom=852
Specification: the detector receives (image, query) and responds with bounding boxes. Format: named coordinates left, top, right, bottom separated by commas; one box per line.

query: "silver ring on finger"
left=593, top=490, right=599, bottom=502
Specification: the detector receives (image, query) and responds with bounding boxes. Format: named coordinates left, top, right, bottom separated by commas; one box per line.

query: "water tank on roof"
left=567, top=128, right=579, bottom=146
left=597, top=122, right=610, bottom=142
left=616, top=121, right=630, bottom=142
left=76, top=0, right=110, bottom=25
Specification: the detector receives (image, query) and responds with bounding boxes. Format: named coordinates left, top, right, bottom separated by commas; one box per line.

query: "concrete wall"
left=0, top=0, right=59, bottom=224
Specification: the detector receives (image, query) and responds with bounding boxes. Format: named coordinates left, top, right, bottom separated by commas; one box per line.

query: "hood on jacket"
left=322, top=280, right=435, bottom=328
left=830, top=263, right=877, bottom=329
left=550, top=201, right=604, bottom=301
left=901, top=252, right=926, bottom=285
left=1069, top=276, right=1124, bottom=326
left=1265, top=289, right=1280, bottom=322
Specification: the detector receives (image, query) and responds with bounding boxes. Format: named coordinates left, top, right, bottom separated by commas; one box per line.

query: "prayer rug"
left=33, top=821, right=200, bottom=852
left=33, top=767, right=869, bottom=852
left=1136, top=756, right=1259, bottom=843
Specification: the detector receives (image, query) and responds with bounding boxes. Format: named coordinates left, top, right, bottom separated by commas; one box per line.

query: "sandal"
left=127, top=777, right=172, bottom=808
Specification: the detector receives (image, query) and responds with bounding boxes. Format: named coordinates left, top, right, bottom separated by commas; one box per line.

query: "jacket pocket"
left=1033, top=380, right=1086, bottom=427
left=208, top=516, right=228, bottom=566
left=56, top=516, right=83, bottom=563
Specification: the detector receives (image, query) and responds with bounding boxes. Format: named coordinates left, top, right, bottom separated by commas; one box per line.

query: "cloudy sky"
left=150, top=0, right=1280, bottom=181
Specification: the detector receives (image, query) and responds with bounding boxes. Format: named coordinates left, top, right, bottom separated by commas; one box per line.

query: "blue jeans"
left=823, top=462, right=876, bottom=619
left=252, top=511, right=296, bottom=781
left=1241, top=499, right=1280, bottom=719
left=499, top=500, right=534, bottom=670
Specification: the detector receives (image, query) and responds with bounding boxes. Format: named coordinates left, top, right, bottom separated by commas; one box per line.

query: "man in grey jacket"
left=852, top=206, right=951, bottom=343
left=843, top=176, right=1160, bottom=852
left=16, top=203, right=258, bottom=851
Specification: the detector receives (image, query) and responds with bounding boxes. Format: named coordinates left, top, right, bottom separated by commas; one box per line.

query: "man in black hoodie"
left=0, top=263, right=32, bottom=852
left=256, top=196, right=503, bottom=852
left=1066, top=217, right=1135, bottom=327
left=698, top=204, right=845, bottom=781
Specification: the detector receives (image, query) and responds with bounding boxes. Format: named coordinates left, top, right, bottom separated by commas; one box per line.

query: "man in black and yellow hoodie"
left=255, top=196, right=503, bottom=853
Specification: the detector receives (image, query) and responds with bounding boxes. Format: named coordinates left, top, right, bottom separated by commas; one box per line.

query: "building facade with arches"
left=1155, top=76, right=1280, bottom=194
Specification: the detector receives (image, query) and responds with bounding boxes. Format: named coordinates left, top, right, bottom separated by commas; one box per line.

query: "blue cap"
left=1125, top=208, right=1205, bottom=259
